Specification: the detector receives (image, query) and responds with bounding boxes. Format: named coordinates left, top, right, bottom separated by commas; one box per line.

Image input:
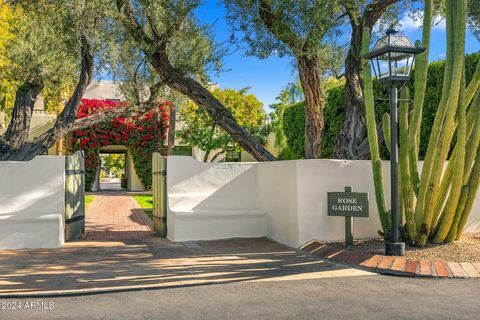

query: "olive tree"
left=333, top=0, right=404, bottom=159
left=114, top=0, right=275, bottom=161
left=1, top=0, right=276, bottom=162
left=223, top=0, right=345, bottom=159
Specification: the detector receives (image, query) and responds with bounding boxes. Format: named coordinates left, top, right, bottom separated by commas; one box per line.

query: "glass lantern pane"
left=375, top=53, right=391, bottom=80
left=391, top=53, right=414, bottom=78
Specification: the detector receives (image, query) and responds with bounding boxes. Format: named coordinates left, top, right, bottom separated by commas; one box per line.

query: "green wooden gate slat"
left=65, top=151, right=85, bottom=240
left=152, top=152, right=167, bottom=237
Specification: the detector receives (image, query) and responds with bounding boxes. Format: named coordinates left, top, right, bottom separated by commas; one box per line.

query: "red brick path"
left=81, top=194, right=154, bottom=241
left=301, top=240, right=480, bottom=279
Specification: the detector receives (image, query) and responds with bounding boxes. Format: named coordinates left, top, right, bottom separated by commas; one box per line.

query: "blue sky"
left=195, top=1, right=479, bottom=109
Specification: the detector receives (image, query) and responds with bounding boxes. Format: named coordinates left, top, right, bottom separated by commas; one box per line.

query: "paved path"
left=2, top=276, right=480, bottom=319
left=0, top=238, right=372, bottom=297
left=81, top=194, right=154, bottom=241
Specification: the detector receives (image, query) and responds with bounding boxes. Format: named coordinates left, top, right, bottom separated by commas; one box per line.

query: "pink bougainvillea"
left=73, top=99, right=170, bottom=190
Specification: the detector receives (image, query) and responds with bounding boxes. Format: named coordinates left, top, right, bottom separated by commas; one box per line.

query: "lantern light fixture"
left=364, top=28, right=425, bottom=83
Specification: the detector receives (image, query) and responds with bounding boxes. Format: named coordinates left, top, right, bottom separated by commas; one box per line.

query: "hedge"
left=282, top=52, right=480, bottom=159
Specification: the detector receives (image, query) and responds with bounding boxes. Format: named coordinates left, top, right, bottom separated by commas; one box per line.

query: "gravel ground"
left=327, top=233, right=480, bottom=263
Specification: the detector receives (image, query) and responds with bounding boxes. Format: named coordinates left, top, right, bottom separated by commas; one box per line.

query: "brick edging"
left=300, top=240, right=480, bottom=279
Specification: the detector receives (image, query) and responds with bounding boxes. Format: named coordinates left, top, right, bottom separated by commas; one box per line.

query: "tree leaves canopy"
left=223, top=0, right=345, bottom=60
left=177, top=87, right=269, bottom=160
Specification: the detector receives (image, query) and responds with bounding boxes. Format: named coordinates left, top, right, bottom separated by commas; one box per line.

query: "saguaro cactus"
left=364, top=0, right=480, bottom=246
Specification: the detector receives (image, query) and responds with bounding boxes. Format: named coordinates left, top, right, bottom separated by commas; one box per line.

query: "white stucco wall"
left=0, top=156, right=65, bottom=249
left=126, top=151, right=144, bottom=191
left=167, top=157, right=266, bottom=241
left=166, top=156, right=480, bottom=248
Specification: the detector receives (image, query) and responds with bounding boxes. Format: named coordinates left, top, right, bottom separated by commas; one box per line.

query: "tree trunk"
left=203, top=149, right=211, bottom=162
left=65, top=132, right=74, bottom=155
left=333, top=24, right=369, bottom=160
left=0, top=37, right=93, bottom=161
left=3, top=82, right=44, bottom=150
left=297, top=55, right=324, bottom=159
left=55, top=137, right=64, bottom=155
left=149, top=50, right=276, bottom=162
left=167, top=104, right=176, bottom=155
left=210, top=150, right=225, bottom=162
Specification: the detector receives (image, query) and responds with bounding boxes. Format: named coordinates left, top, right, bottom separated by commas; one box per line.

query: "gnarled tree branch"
left=116, top=0, right=276, bottom=161
left=0, top=36, right=93, bottom=160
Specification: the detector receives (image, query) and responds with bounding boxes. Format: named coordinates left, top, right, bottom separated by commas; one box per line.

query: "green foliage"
left=102, top=154, right=125, bottom=178
left=282, top=85, right=346, bottom=159
left=0, top=1, right=98, bottom=117
left=468, top=0, right=480, bottom=40
left=223, top=0, right=344, bottom=59
left=109, top=4, right=223, bottom=106
left=282, top=102, right=305, bottom=159
left=281, top=53, right=480, bottom=160
left=177, top=87, right=269, bottom=161
left=85, top=195, right=95, bottom=211
left=321, top=85, right=346, bottom=158
left=0, top=3, right=21, bottom=116
left=133, top=195, right=153, bottom=220
left=268, top=80, right=304, bottom=152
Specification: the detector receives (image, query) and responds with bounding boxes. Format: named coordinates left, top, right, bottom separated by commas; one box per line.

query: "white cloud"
left=399, top=12, right=445, bottom=32
left=399, top=13, right=423, bottom=31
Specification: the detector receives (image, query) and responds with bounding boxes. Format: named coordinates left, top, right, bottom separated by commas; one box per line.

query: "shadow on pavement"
left=0, top=237, right=373, bottom=297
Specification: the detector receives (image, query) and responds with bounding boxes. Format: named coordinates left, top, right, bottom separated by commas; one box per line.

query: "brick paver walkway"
left=81, top=194, right=154, bottom=241
left=301, top=240, right=480, bottom=279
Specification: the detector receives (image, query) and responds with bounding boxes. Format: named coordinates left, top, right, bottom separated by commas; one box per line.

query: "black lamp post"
left=364, top=28, right=425, bottom=256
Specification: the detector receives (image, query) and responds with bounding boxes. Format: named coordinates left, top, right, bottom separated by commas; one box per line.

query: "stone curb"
left=300, top=240, right=480, bottom=279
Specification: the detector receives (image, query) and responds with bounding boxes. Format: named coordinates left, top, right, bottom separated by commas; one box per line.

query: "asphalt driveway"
left=2, top=275, right=479, bottom=319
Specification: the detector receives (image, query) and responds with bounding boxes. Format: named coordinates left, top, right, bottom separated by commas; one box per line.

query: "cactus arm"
left=417, top=0, right=466, bottom=246
left=430, top=152, right=455, bottom=225
left=362, top=27, right=390, bottom=235
left=429, top=84, right=480, bottom=225
left=414, top=0, right=452, bottom=233
left=432, top=44, right=467, bottom=245
left=424, top=0, right=466, bottom=224
left=465, top=59, right=480, bottom=107
left=409, top=137, right=421, bottom=196
left=456, top=144, right=480, bottom=238
left=445, top=186, right=469, bottom=242
left=452, top=94, right=480, bottom=238
left=399, top=87, right=417, bottom=241
left=382, top=113, right=391, bottom=154
left=464, top=93, right=480, bottom=174
left=408, top=0, right=433, bottom=197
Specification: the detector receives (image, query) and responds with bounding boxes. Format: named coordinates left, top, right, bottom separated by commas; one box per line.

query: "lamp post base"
left=385, top=241, right=405, bottom=256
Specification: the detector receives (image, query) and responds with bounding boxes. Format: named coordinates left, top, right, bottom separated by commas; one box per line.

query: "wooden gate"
left=65, top=151, right=85, bottom=240
left=152, top=152, right=167, bottom=237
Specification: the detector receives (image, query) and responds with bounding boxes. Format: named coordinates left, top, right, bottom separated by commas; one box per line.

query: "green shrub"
left=282, top=52, right=480, bottom=159
left=321, top=85, right=346, bottom=158
left=283, top=102, right=305, bottom=159
left=281, top=85, right=347, bottom=159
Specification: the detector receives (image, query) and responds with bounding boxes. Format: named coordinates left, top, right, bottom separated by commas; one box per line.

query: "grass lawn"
left=133, top=195, right=153, bottom=220
left=85, top=195, right=95, bottom=211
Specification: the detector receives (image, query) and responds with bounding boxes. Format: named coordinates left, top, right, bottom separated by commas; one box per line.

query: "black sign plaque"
left=327, top=188, right=369, bottom=217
